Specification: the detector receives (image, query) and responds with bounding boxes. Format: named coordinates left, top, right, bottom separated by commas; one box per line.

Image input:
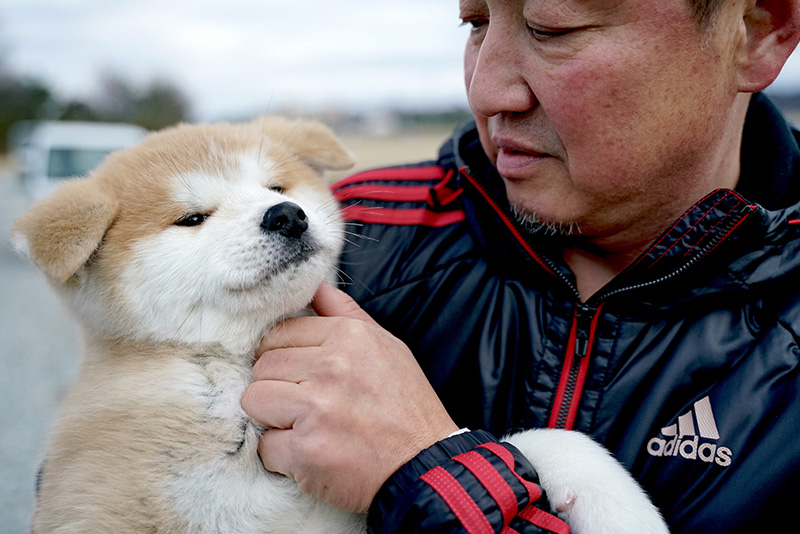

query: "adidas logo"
left=646, top=396, right=733, bottom=467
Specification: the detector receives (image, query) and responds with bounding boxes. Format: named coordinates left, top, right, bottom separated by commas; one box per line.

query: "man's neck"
left=561, top=238, right=648, bottom=301
left=562, top=245, right=643, bottom=301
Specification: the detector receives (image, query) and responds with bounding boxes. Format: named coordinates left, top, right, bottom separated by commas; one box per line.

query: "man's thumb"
left=311, top=282, right=378, bottom=325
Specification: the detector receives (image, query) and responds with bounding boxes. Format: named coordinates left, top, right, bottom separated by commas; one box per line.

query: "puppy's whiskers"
left=331, top=229, right=377, bottom=248
left=314, top=197, right=340, bottom=214
left=172, top=300, right=203, bottom=345
left=331, top=266, right=354, bottom=287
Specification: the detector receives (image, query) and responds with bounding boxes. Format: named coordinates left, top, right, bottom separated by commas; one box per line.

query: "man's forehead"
left=459, top=0, right=642, bottom=12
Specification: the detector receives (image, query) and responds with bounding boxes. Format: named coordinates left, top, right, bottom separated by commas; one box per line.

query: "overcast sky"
left=2, top=0, right=798, bottom=122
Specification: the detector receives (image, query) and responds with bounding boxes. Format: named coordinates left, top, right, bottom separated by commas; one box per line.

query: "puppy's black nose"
left=261, top=202, right=308, bottom=238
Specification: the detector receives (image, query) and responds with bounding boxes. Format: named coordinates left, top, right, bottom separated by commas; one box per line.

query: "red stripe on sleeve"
left=477, top=442, right=542, bottom=503
left=420, top=466, right=495, bottom=534
left=454, top=450, right=519, bottom=526
left=518, top=505, right=571, bottom=534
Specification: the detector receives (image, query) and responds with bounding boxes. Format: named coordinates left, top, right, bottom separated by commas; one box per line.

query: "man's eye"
left=460, top=18, right=487, bottom=33
left=175, top=213, right=209, bottom=227
left=528, top=25, right=575, bottom=40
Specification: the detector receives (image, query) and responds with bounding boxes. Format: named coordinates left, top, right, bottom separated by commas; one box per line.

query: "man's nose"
left=466, top=27, right=537, bottom=118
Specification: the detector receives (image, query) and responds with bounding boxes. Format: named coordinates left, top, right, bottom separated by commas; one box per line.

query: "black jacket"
left=333, top=93, right=800, bottom=533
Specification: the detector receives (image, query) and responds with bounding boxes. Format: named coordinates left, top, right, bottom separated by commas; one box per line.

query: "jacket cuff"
left=367, top=430, right=566, bottom=533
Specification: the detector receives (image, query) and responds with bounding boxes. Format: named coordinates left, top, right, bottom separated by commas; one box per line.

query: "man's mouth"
left=494, top=140, right=553, bottom=178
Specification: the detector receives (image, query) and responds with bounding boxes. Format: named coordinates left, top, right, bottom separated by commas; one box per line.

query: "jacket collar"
left=737, top=92, right=800, bottom=210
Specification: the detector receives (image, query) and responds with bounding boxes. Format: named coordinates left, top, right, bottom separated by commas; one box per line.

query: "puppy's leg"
left=504, top=429, right=669, bottom=534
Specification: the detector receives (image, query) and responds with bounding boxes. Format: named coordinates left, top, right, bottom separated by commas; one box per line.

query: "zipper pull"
left=574, top=304, right=594, bottom=359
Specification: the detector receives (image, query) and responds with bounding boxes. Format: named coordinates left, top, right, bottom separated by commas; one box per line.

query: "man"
left=242, top=0, right=800, bottom=531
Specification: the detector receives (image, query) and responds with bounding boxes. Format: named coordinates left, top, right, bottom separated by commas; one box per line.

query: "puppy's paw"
left=504, top=429, right=669, bottom=534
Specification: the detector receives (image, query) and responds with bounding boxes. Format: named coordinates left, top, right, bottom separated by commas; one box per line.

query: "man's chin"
left=510, top=205, right=581, bottom=238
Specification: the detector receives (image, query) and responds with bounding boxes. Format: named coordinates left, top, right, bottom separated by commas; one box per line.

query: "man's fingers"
left=252, top=346, right=321, bottom=381
left=257, top=284, right=378, bottom=355
left=311, top=282, right=379, bottom=326
left=241, top=380, right=302, bottom=430
left=256, top=428, right=295, bottom=477
left=257, top=316, right=332, bottom=353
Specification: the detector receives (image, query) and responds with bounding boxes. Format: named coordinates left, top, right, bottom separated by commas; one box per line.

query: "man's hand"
left=241, top=282, right=459, bottom=513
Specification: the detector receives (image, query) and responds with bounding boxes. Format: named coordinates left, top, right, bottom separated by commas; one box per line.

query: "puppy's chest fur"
left=181, top=353, right=259, bottom=458
left=161, top=353, right=304, bottom=530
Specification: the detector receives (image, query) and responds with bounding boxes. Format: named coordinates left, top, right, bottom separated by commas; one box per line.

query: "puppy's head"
left=11, top=116, right=355, bottom=354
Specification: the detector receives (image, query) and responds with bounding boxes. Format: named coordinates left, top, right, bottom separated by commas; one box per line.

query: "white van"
left=9, top=121, right=148, bottom=199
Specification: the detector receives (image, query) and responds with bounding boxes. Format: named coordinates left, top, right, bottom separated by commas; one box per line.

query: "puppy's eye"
left=175, top=213, right=209, bottom=227
left=269, top=185, right=285, bottom=194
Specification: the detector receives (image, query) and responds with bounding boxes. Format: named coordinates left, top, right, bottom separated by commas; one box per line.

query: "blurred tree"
left=94, top=73, right=140, bottom=123
left=94, top=72, right=191, bottom=130
left=58, top=100, right=101, bottom=122
left=0, top=71, right=191, bottom=152
left=133, top=79, right=190, bottom=130
left=0, top=73, right=53, bottom=151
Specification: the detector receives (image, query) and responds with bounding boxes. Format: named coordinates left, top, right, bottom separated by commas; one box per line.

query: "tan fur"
left=12, top=179, right=117, bottom=283
left=13, top=117, right=365, bottom=533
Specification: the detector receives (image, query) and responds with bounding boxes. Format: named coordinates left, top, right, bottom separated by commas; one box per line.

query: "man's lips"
left=494, top=137, right=548, bottom=156
left=493, top=138, right=553, bottom=177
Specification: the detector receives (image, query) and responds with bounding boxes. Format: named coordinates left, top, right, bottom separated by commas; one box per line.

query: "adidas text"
left=645, top=396, right=733, bottom=467
left=646, top=435, right=732, bottom=466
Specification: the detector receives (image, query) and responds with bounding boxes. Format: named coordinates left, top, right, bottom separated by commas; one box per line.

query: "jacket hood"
left=438, top=94, right=800, bottom=305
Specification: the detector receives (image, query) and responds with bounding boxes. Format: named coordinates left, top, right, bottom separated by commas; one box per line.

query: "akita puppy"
left=13, top=117, right=365, bottom=533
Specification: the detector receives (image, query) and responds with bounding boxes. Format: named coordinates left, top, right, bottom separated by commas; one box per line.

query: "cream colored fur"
left=12, top=116, right=668, bottom=533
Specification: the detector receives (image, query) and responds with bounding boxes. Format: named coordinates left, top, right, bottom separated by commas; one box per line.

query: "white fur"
left=11, top=230, right=31, bottom=259
left=505, top=429, right=670, bottom=534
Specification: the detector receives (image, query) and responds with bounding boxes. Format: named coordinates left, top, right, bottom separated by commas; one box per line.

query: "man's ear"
left=11, top=178, right=117, bottom=283
left=738, top=0, right=800, bottom=92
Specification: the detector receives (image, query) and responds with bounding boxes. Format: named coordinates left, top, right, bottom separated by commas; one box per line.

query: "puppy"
left=13, top=116, right=365, bottom=533
left=12, top=116, right=667, bottom=534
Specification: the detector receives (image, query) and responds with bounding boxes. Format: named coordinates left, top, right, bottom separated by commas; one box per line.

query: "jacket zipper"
left=546, top=207, right=755, bottom=429
left=548, top=303, right=603, bottom=429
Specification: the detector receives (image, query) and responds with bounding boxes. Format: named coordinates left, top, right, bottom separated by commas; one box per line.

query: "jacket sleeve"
left=366, top=430, right=570, bottom=534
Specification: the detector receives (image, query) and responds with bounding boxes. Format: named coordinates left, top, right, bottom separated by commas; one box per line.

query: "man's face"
left=462, top=0, right=745, bottom=242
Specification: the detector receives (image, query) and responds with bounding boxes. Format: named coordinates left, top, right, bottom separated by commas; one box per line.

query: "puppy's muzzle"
left=262, top=202, right=308, bottom=239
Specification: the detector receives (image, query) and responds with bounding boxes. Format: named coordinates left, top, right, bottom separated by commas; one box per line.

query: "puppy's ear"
left=11, top=178, right=117, bottom=283
left=260, top=116, right=356, bottom=171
